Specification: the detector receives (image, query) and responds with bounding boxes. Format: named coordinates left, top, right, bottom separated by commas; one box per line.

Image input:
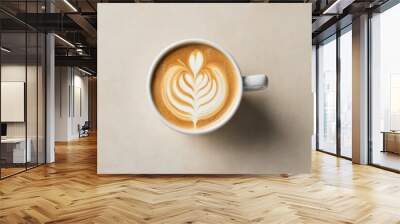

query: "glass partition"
left=27, top=31, right=38, bottom=169
left=0, top=31, right=28, bottom=177
left=0, top=2, right=46, bottom=179
left=38, top=32, right=45, bottom=165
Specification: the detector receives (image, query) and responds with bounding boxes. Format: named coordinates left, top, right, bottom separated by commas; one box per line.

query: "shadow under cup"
left=148, top=40, right=244, bottom=135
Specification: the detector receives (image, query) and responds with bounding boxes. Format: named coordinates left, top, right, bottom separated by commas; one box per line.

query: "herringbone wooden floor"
left=1, top=135, right=400, bottom=224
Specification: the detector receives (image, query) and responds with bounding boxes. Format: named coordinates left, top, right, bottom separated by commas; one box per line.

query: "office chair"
left=79, top=121, right=90, bottom=138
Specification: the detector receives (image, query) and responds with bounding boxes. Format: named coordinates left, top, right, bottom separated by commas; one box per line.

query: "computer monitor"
left=1, top=123, right=7, bottom=137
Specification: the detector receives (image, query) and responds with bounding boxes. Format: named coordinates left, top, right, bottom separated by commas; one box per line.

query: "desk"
left=382, top=131, right=400, bottom=154
left=1, top=138, right=31, bottom=163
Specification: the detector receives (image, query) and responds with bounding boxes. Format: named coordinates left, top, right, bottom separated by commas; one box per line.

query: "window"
left=340, top=28, right=352, bottom=158
left=390, top=74, right=400, bottom=130
left=316, top=26, right=353, bottom=158
left=371, top=3, right=400, bottom=171
left=317, top=36, right=337, bottom=154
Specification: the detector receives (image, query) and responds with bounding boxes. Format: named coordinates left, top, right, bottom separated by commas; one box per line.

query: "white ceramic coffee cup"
left=148, top=39, right=268, bottom=135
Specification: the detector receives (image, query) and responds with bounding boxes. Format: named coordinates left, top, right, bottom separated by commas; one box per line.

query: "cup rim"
left=147, top=38, right=243, bottom=135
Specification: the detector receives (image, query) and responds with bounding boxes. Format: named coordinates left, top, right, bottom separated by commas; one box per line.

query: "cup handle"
left=243, top=74, right=268, bottom=91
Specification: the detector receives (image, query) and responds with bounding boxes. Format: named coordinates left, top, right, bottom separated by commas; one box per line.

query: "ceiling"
left=0, top=0, right=392, bottom=74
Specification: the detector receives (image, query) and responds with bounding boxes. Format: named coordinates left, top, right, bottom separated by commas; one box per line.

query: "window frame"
left=316, top=24, right=353, bottom=160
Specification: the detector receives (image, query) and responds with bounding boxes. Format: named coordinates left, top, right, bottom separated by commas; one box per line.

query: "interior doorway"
left=54, top=66, right=96, bottom=145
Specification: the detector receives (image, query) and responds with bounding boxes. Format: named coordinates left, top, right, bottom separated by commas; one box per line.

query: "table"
left=381, top=131, right=400, bottom=154
left=1, top=138, right=31, bottom=164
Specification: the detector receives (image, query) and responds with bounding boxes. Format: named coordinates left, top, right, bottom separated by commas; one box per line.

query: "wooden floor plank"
left=1, top=135, right=400, bottom=223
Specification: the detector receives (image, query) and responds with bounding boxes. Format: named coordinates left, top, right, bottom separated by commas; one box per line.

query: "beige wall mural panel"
left=1, top=82, right=24, bottom=122
left=98, top=3, right=312, bottom=174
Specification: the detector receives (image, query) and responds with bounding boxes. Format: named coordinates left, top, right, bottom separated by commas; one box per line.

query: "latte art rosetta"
left=162, top=50, right=228, bottom=128
left=151, top=43, right=239, bottom=131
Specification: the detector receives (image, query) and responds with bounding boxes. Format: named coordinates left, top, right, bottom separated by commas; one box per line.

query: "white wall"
left=1, top=65, right=41, bottom=138
left=1, top=64, right=46, bottom=164
left=1, top=65, right=26, bottom=129
left=72, top=73, right=89, bottom=138
left=98, top=4, right=312, bottom=174
left=1, top=65, right=28, bottom=142
left=55, top=67, right=70, bottom=141
left=55, top=67, right=89, bottom=141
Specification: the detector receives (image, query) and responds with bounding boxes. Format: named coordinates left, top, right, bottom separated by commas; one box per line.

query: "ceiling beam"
left=312, top=15, right=335, bottom=33
left=55, top=55, right=96, bottom=69
left=322, top=0, right=355, bottom=14
left=12, top=13, right=83, bottom=32
left=67, top=13, right=97, bottom=45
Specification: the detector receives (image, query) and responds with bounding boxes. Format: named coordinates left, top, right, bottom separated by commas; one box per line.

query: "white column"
left=45, top=0, right=56, bottom=163
left=46, top=32, right=55, bottom=163
left=312, top=45, right=317, bottom=150
left=352, top=14, right=369, bottom=164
